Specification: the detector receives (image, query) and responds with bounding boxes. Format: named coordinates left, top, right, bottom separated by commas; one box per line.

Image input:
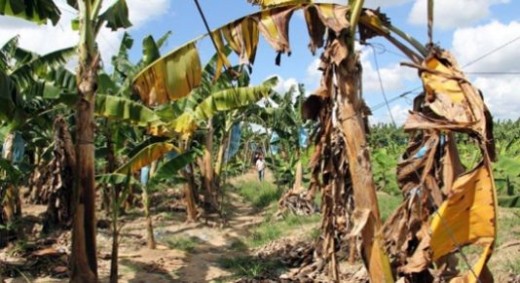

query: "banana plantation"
left=1, top=0, right=519, bottom=282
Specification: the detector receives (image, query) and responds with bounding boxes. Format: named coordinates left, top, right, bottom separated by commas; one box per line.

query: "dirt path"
left=2, top=173, right=269, bottom=283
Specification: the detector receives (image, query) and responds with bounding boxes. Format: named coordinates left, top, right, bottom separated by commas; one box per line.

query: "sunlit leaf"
left=151, top=150, right=199, bottom=181
left=95, top=94, right=164, bottom=128
left=116, top=142, right=180, bottom=174
left=97, top=0, right=132, bottom=31
left=430, top=163, right=496, bottom=283
left=0, top=0, right=61, bottom=25
left=133, top=42, right=202, bottom=106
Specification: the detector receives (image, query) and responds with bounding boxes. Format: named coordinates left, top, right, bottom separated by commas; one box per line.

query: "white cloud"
left=408, top=0, right=510, bottom=29
left=125, top=0, right=171, bottom=27
left=0, top=0, right=171, bottom=71
left=474, top=76, right=520, bottom=120
left=452, top=20, right=520, bottom=72
left=369, top=103, right=410, bottom=125
left=305, top=58, right=322, bottom=91
left=449, top=20, right=520, bottom=120
left=360, top=48, right=417, bottom=94
left=273, top=75, right=298, bottom=94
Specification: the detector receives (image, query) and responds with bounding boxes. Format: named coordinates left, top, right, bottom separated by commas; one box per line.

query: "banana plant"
left=2, top=0, right=133, bottom=280
left=0, top=36, right=76, bottom=229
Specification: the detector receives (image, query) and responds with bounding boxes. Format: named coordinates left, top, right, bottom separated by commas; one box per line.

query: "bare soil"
left=1, top=171, right=519, bottom=282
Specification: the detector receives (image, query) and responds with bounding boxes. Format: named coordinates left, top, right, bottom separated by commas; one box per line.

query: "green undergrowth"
left=164, top=235, right=200, bottom=252
left=247, top=213, right=321, bottom=247
left=377, top=192, right=402, bottom=222
left=217, top=255, right=285, bottom=280
left=232, top=180, right=282, bottom=209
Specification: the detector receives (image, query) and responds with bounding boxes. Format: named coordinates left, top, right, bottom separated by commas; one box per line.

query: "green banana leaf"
left=194, top=78, right=276, bottom=121
left=95, top=94, right=165, bottom=128
left=115, top=142, right=179, bottom=174
left=0, top=0, right=61, bottom=25
left=150, top=150, right=200, bottom=182
left=155, top=77, right=277, bottom=137
left=97, top=0, right=132, bottom=31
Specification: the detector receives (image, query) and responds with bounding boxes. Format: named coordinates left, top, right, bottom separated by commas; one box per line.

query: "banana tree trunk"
left=143, top=160, right=158, bottom=249
left=215, top=128, right=231, bottom=180
left=1, top=133, right=21, bottom=223
left=44, top=117, right=76, bottom=232
left=103, top=121, right=120, bottom=216
left=200, top=119, right=219, bottom=210
left=182, top=164, right=199, bottom=222
left=109, top=185, right=119, bottom=283
left=142, top=185, right=156, bottom=249
left=336, top=54, right=393, bottom=282
left=70, top=1, right=99, bottom=281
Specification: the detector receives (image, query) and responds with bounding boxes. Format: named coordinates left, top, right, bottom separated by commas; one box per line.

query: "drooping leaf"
left=11, top=46, right=75, bottom=89
left=97, top=0, right=132, bottom=31
left=46, top=67, right=76, bottom=91
left=209, top=30, right=232, bottom=81
left=247, top=0, right=311, bottom=8
left=95, top=94, right=164, bottom=128
left=222, top=17, right=259, bottom=65
left=142, top=35, right=162, bottom=66
left=430, top=163, right=496, bottom=283
left=0, top=72, right=18, bottom=120
left=0, top=0, right=61, bottom=25
left=194, top=80, right=275, bottom=122
left=133, top=42, right=202, bottom=106
left=255, top=6, right=296, bottom=64
left=151, top=150, right=199, bottom=181
left=115, top=142, right=179, bottom=174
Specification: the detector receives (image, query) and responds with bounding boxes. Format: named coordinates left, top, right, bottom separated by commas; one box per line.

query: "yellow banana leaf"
left=115, top=142, right=180, bottom=174
left=303, top=5, right=326, bottom=55
left=133, top=42, right=202, bottom=106
left=313, top=4, right=349, bottom=35
left=167, top=112, right=198, bottom=140
left=255, top=6, right=296, bottom=57
left=210, top=30, right=232, bottom=81
left=358, top=10, right=390, bottom=36
left=247, top=0, right=311, bottom=8
left=222, top=18, right=260, bottom=65
left=430, top=162, right=497, bottom=283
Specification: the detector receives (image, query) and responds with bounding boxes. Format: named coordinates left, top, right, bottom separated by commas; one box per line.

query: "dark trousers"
left=258, top=169, right=264, bottom=181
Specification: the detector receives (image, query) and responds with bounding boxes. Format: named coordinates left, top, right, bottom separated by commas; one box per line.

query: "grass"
left=248, top=213, right=321, bottom=247
left=233, top=180, right=282, bottom=209
left=217, top=255, right=284, bottom=279
left=496, top=208, right=520, bottom=246
left=377, top=192, right=402, bottom=222
left=164, top=236, right=200, bottom=252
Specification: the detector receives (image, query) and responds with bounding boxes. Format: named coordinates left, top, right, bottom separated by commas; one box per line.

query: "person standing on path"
left=256, top=155, right=265, bottom=181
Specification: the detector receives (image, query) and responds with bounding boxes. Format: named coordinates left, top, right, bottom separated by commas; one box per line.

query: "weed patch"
left=164, top=236, right=199, bottom=252
left=233, top=181, right=282, bottom=209
left=217, top=255, right=284, bottom=279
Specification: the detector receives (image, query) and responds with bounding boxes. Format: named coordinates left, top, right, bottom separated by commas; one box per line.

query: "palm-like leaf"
left=0, top=0, right=61, bottom=25
left=115, top=142, right=179, bottom=174
left=151, top=150, right=199, bottom=182
left=95, top=94, right=164, bottom=128
left=153, top=76, right=277, bottom=137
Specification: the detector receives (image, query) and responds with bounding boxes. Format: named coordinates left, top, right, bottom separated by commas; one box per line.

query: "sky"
left=1, top=0, right=519, bottom=125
